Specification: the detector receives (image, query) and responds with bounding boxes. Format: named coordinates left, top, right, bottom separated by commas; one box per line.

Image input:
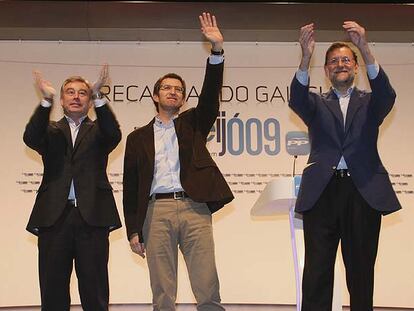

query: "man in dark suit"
left=24, top=65, right=122, bottom=311
left=123, top=13, right=233, bottom=311
left=289, top=21, right=402, bottom=310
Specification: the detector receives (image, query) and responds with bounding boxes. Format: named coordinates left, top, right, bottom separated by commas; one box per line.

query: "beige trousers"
left=143, top=198, right=225, bottom=311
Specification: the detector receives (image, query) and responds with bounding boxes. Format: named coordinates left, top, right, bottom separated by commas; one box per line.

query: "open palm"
left=199, top=12, right=223, bottom=48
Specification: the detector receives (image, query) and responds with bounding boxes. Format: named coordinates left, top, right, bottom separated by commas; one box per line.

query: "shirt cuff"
left=94, top=98, right=107, bottom=108
left=40, top=99, right=52, bottom=108
left=295, top=69, right=309, bottom=86
left=366, top=61, right=380, bottom=80
left=209, top=54, right=224, bottom=65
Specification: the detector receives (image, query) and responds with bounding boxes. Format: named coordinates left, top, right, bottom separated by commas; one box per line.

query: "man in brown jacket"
left=123, top=12, right=233, bottom=311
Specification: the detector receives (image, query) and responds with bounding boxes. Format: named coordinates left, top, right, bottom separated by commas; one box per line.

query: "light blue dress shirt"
left=150, top=54, right=224, bottom=194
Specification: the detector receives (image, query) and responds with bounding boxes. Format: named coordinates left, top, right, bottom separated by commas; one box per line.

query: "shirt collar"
left=332, top=85, right=354, bottom=98
left=64, top=114, right=87, bottom=126
left=154, top=114, right=178, bottom=129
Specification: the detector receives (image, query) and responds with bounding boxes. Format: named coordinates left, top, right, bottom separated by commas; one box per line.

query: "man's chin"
left=332, top=77, right=354, bottom=88
left=161, top=103, right=183, bottom=111
left=68, top=109, right=86, bottom=115
left=65, top=110, right=88, bottom=118
left=334, top=72, right=349, bottom=79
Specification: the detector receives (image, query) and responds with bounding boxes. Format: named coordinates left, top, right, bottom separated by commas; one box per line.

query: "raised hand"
left=299, top=23, right=315, bottom=71
left=33, top=71, right=56, bottom=101
left=343, top=21, right=374, bottom=65
left=199, top=12, right=223, bottom=52
left=91, top=63, right=109, bottom=95
left=343, top=21, right=367, bottom=50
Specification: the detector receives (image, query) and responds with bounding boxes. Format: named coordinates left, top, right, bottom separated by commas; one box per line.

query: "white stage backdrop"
left=0, top=41, right=413, bottom=307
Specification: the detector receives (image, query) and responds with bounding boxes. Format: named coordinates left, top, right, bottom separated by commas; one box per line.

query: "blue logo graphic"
left=286, top=131, right=310, bottom=156
left=208, top=111, right=281, bottom=156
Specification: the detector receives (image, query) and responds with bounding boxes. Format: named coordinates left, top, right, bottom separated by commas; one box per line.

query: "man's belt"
left=151, top=191, right=189, bottom=200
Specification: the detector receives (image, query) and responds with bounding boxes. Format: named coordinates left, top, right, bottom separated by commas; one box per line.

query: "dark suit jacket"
left=23, top=104, right=122, bottom=235
left=123, top=60, right=234, bottom=240
left=289, top=67, right=401, bottom=214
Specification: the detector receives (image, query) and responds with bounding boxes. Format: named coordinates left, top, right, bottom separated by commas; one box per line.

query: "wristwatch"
left=92, top=92, right=102, bottom=100
left=211, top=49, right=224, bottom=56
left=43, top=97, right=54, bottom=104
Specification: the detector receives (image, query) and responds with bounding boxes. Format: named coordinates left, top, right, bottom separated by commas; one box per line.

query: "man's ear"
left=153, top=94, right=159, bottom=103
left=324, top=65, right=329, bottom=78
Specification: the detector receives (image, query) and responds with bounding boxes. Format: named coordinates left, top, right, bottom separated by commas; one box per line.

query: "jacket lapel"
left=344, top=88, right=363, bottom=136
left=57, top=118, right=73, bottom=152
left=73, top=117, right=93, bottom=154
left=141, top=118, right=156, bottom=169
left=324, top=90, right=345, bottom=129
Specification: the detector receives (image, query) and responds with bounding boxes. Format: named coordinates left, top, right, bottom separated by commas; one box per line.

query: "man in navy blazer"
left=289, top=21, right=401, bottom=310
left=24, top=65, right=121, bottom=311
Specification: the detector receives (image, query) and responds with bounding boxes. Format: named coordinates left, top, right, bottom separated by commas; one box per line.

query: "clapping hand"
left=33, top=71, right=56, bottom=101
left=91, top=64, right=109, bottom=95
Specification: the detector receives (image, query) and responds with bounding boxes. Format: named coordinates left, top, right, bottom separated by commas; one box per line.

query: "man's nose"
left=72, top=92, right=82, bottom=100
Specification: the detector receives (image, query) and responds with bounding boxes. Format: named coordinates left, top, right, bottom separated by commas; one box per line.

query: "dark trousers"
left=301, top=173, right=382, bottom=311
left=38, top=202, right=110, bottom=311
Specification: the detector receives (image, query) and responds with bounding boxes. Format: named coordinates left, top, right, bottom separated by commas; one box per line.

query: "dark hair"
left=60, top=76, right=92, bottom=99
left=152, top=73, right=186, bottom=112
left=325, top=42, right=358, bottom=66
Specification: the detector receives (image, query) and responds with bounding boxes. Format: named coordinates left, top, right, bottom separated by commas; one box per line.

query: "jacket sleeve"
left=23, top=104, right=51, bottom=155
left=122, top=133, right=139, bottom=240
left=95, top=104, right=122, bottom=152
left=368, top=66, right=397, bottom=125
left=194, top=59, right=224, bottom=137
left=288, top=74, right=317, bottom=127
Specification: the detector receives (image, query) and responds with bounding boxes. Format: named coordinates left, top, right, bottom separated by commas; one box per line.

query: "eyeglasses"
left=326, top=56, right=354, bottom=66
left=159, top=84, right=185, bottom=94
left=64, top=88, right=89, bottom=97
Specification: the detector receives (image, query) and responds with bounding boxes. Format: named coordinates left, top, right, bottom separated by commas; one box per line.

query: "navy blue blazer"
left=289, top=67, right=401, bottom=214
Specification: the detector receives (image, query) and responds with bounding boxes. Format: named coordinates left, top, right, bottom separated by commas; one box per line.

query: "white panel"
left=0, top=41, right=413, bottom=307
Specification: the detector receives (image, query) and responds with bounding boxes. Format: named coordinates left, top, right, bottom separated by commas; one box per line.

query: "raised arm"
left=195, top=13, right=225, bottom=136
left=289, top=23, right=317, bottom=125
left=23, top=71, right=57, bottom=153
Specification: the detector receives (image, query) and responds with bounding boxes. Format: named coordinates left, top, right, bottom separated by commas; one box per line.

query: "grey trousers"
left=143, top=197, right=225, bottom=311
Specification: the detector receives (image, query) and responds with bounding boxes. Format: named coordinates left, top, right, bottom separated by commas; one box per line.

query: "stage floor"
left=1, top=305, right=412, bottom=310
